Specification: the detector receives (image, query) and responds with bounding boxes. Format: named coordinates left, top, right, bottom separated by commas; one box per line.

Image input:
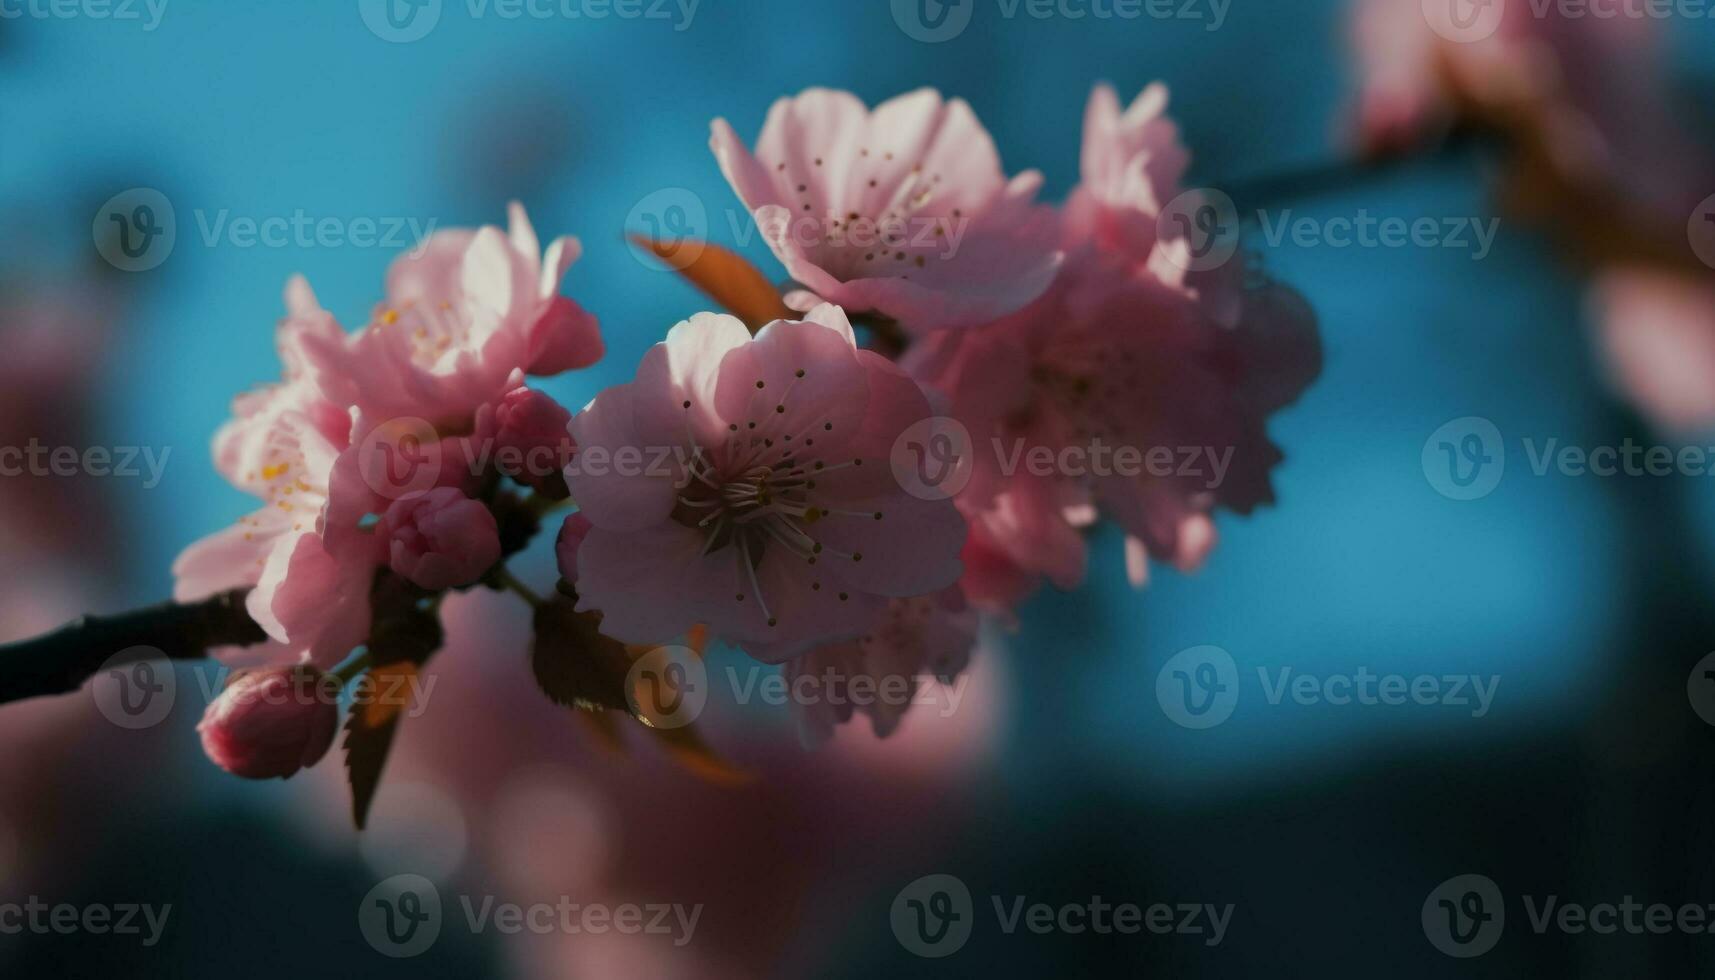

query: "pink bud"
left=488, top=386, right=575, bottom=496
left=381, top=487, right=502, bottom=591
left=197, top=665, right=339, bottom=780
left=555, top=512, right=593, bottom=585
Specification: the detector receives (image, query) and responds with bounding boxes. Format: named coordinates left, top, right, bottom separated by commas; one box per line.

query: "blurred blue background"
left=6, top=0, right=1715, bottom=976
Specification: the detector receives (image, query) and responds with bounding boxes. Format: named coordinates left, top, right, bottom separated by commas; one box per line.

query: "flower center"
left=372, top=298, right=475, bottom=369
left=671, top=379, right=879, bottom=629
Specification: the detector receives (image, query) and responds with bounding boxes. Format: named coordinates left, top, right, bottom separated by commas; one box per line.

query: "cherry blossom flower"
left=172, top=279, right=384, bottom=667
left=1063, top=82, right=1189, bottom=262
left=563, top=304, right=965, bottom=661
left=786, top=589, right=976, bottom=745
left=710, top=88, right=1062, bottom=334
left=301, top=202, right=603, bottom=433
left=908, top=84, right=1320, bottom=603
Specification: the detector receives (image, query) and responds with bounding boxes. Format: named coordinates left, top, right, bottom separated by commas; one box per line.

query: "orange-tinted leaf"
left=343, top=661, right=420, bottom=830
left=630, top=234, right=792, bottom=332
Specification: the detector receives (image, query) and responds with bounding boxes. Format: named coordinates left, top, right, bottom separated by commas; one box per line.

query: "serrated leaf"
left=343, top=660, right=419, bottom=830
left=630, top=234, right=792, bottom=332
left=343, top=592, right=443, bottom=831
left=531, top=594, right=633, bottom=713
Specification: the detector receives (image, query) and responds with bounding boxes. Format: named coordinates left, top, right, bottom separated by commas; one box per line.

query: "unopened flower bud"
left=381, top=487, right=502, bottom=591
left=198, top=665, right=339, bottom=780
left=489, top=387, right=575, bottom=497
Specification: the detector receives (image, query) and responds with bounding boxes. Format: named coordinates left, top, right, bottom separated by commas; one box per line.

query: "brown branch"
left=0, top=589, right=264, bottom=706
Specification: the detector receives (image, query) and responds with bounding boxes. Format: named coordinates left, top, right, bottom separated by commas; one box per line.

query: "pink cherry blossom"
left=1063, top=82, right=1189, bottom=261
left=173, top=279, right=384, bottom=667
left=563, top=304, right=966, bottom=661
left=907, top=84, right=1320, bottom=603
left=711, top=87, right=1062, bottom=334
left=786, top=589, right=976, bottom=746
left=301, top=202, right=603, bottom=433
left=197, top=665, right=340, bottom=779
left=380, top=487, right=502, bottom=591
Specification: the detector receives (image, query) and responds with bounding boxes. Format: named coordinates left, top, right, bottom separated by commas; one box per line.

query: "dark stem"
left=0, top=589, right=263, bottom=706
left=1222, top=127, right=1488, bottom=212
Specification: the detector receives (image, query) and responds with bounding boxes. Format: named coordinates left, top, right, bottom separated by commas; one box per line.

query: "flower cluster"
left=177, top=83, right=1318, bottom=787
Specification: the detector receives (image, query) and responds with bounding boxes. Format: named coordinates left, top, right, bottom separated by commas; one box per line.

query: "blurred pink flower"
left=786, top=589, right=976, bottom=745
left=711, top=87, right=1062, bottom=333
left=1591, top=269, right=1715, bottom=435
left=564, top=304, right=965, bottom=661
left=1349, top=2, right=1715, bottom=433
left=302, top=202, right=603, bottom=432
left=1349, top=0, right=1706, bottom=225
left=381, top=486, right=502, bottom=591
left=198, top=665, right=340, bottom=779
